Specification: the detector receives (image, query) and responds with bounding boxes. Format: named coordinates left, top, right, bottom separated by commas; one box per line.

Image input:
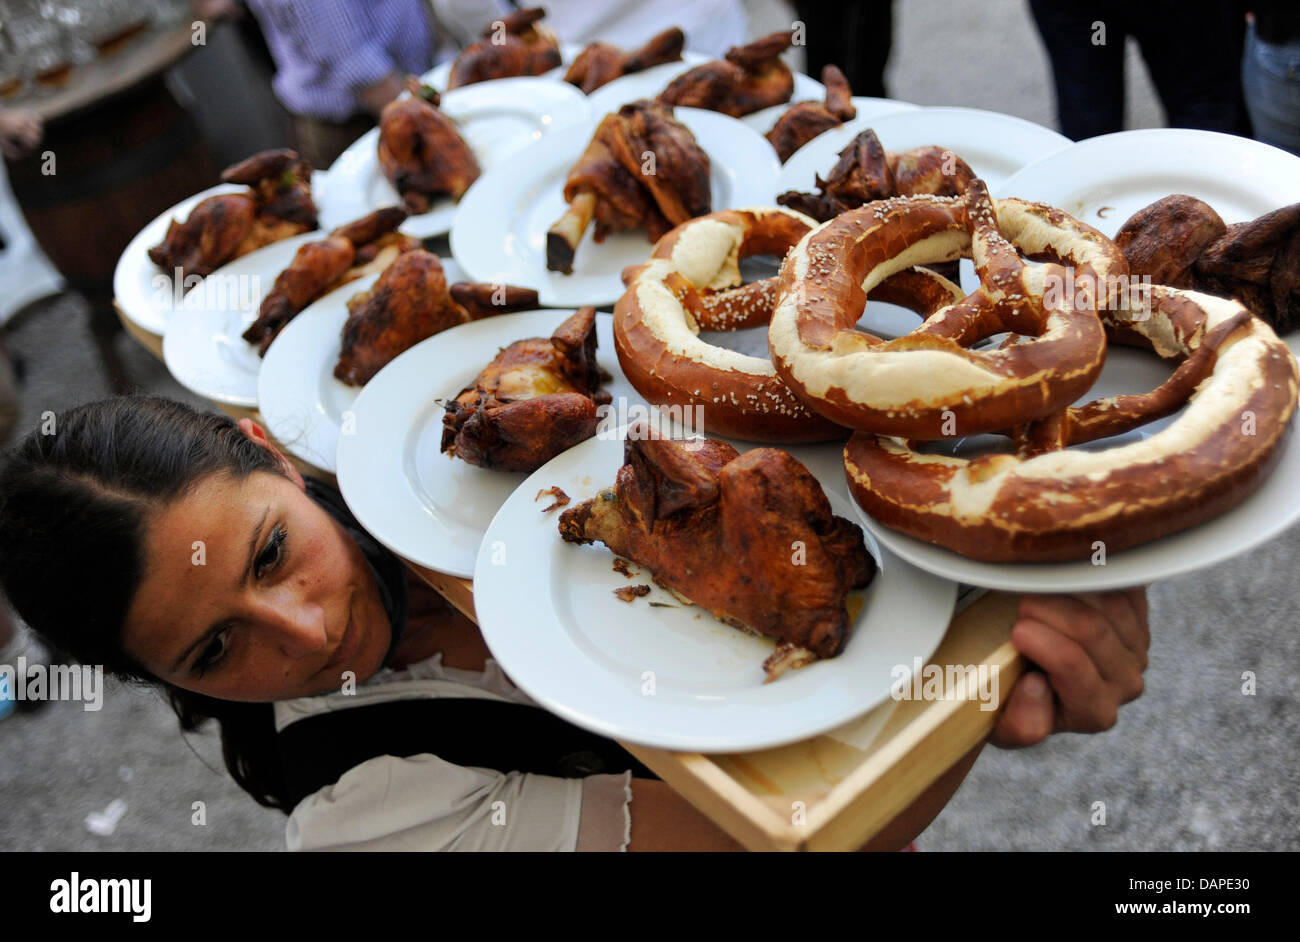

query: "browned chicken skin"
left=441, top=306, right=613, bottom=470
left=765, top=64, right=857, bottom=162
left=147, top=149, right=317, bottom=284
left=441, top=307, right=612, bottom=472
left=1116, top=195, right=1300, bottom=335
left=242, top=207, right=418, bottom=355
left=558, top=427, right=875, bottom=673
left=547, top=99, right=711, bottom=274
left=377, top=87, right=481, bottom=214
left=657, top=30, right=795, bottom=117
left=776, top=128, right=975, bottom=221
left=447, top=7, right=562, bottom=89
left=563, top=28, right=685, bottom=94
left=335, top=249, right=539, bottom=386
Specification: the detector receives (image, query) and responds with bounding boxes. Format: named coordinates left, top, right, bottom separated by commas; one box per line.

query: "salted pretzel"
left=614, top=207, right=964, bottom=441
left=844, top=285, right=1299, bottom=561
left=769, top=180, right=1125, bottom=438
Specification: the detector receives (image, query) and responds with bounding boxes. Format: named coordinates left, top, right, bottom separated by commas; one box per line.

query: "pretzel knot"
left=769, top=179, right=1125, bottom=438
left=615, top=207, right=969, bottom=441
left=844, top=284, right=1300, bottom=562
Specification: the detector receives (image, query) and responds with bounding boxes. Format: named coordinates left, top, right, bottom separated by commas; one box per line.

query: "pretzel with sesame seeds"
left=843, top=284, right=1299, bottom=561
left=769, top=180, right=1124, bottom=438
left=614, top=206, right=966, bottom=442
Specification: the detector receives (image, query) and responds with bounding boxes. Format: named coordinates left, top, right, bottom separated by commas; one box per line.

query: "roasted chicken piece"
left=1114, top=194, right=1226, bottom=288
left=559, top=427, right=875, bottom=679
left=148, top=148, right=317, bottom=284
left=335, top=249, right=539, bottom=386
left=242, top=207, right=419, bottom=355
left=563, top=28, right=685, bottom=94
left=777, top=128, right=975, bottom=222
left=446, top=7, right=562, bottom=89
left=441, top=306, right=612, bottom=472
left=765, top=64, right=857, bottom=162
left=656, top=30, right=795, bottom=118
left=378, top=85, right=481, bottom=214
left=547, top=99, right=711, bottom=274
left=1116, top=195, right=1300, bottom=335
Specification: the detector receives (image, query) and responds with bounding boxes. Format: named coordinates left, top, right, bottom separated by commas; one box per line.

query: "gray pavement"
left=1, top=0, right=1295, bottom=851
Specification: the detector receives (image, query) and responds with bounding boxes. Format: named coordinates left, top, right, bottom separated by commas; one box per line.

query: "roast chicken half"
left=559, top=428, right=875, bottom=679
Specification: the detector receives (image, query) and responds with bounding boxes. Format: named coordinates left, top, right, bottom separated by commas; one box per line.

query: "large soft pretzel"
left=844, top=285, right=1300, bottom=562
left=769, top=181, right=1125, bottom=438
left=615, top=207, right=966, bottom=441
left=614, top=207, right=843, bottom=441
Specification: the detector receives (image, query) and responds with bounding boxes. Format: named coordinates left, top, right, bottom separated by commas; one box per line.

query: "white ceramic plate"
left=422, top=44, right=585, bottom=92
left=778, top=106, right=1071, bottom=202
left=335, top=309, right=638, bottom=577
left=114, top=183, right=247, bottom=336
left=449, top=107, right=781, bottom=307
left=472, top=424, right=957, bottom=753
left=994, top=127, right=1300, bottom=359
left=851, top=341, right=1300, bottom=592
left=847, top=128, right=1300, bottom=592
left=115, top=170, right=334, bottom=337
left=162, top=232, right=322, bottom=406
left=315, top=78, right=591, bottom=239
left=257, top=259, right=466, bottom=473
left=586, top=54, right=815, bottom=117
left=741, top=94, right=919, bottom=138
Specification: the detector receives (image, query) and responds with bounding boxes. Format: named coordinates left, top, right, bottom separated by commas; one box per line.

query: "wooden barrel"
left=5, top=75, right=220, bottom=303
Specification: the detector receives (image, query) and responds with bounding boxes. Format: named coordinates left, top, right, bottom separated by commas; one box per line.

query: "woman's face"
left=120, top=431, right=392, bottom=703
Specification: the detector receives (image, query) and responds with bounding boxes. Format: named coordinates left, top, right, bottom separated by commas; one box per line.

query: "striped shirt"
left=247, top=0, right=436, bottom=121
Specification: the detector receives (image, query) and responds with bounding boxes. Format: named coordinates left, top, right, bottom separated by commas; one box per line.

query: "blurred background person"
left=1028, top=0, right=1251, bottom=140
left=1244, top=2, right=1300, bottom=154
left=244, top=0, right=437, bottom=168
left=791, top=0, right=893, bottom=98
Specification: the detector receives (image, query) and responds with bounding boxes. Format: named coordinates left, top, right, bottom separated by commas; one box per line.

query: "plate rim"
left=334, top=308, right=626, bottom=577
left=471, top=421, right=958, bottom=753
left=448, top=105, right=782, bottom=307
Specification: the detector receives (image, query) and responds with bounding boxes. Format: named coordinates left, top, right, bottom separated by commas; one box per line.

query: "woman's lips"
left=321, top=600, right=359, bottom=675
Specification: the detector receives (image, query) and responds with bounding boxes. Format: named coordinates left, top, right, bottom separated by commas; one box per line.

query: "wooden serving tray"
left=118, top=302, right=1024, bottom=851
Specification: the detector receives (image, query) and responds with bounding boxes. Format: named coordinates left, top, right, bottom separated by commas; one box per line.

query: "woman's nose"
left=257, top=593, right=329, bottom=658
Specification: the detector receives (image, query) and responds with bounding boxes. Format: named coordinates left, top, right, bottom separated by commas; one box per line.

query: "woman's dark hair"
left=0, top=395, right=296, bottom=811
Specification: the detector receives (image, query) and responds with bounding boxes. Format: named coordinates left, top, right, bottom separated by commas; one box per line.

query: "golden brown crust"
left=613, top=207, right=848, bottom=442
left=770, top=182, right=1125, bottom=438
left=843, top=286, right=1299, bottom=562
left=559, top=426, right=875, bottom=659
left=440, top=307, right=612, bottom=472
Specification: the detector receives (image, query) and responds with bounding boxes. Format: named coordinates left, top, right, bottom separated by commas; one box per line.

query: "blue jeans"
left=1244, top=21, right=1300, bottom=156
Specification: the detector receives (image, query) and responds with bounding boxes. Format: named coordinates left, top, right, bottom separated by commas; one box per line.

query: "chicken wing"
left=558, top=427, right=875, bottom=676
left=657, top=30, right=795, bottom=118
left=563, top=28, right=685, bottom=94
left=776, top=128, right=974, bottom=221
left=377, top=86, right=481, bottom=214
left=441, top=306, right=612, bottom=472
left=765, top=64, right=857, bottom=162
left=446, top=7, right=562, bottom=89
left=334, top=249, right=539, bottom=386
left=242, top=207, right=417, bottom=354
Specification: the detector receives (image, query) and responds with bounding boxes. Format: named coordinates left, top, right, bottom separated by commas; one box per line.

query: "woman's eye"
left=255, top=526, right=287, bottom=579
left=195, top=630, right=229, bottom=676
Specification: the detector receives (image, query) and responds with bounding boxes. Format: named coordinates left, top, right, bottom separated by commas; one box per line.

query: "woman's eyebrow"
left=169, top=506, right=271, bottom=673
